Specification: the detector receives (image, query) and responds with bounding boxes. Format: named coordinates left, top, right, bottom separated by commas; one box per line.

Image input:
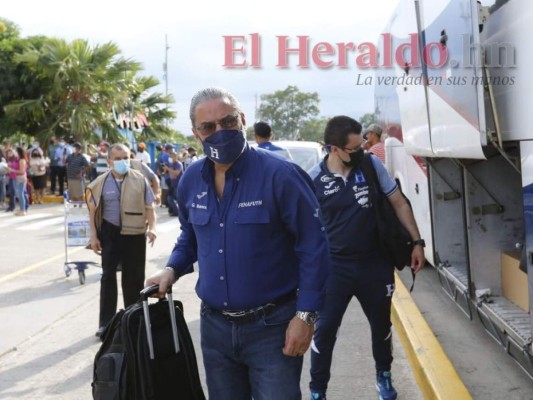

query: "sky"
left=2, top=0, right=399, bottom=135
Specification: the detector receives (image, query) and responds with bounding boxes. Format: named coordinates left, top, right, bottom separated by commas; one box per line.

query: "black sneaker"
left=310, top=392, right=327, bottom=400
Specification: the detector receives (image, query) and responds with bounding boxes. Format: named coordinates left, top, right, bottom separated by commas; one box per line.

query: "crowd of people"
left=0, top=137, right=200, bottom=216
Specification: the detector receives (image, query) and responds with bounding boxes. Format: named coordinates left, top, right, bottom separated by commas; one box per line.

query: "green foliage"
left=0, top=22, right=176, bottom=146
left=258, top=86, right=320, bottom=140
left=245, top=126, right=255, bottom=141
left=299, top=117, right=329, bottom=143
left=358, top=112, right=376, bottom=129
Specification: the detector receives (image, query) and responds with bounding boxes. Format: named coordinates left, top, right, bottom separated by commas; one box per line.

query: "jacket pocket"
left=234, top=208, right=271, bottom=250
left=234, top=208, right=270, bottom=224
left=188, top=209, right=211, bottom=256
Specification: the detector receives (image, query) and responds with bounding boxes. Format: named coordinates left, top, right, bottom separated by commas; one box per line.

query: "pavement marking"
left=0, top=247, right=84, bottom=284
left=0, top=213, right=52, bottom=227
left=17, top=216, right=64, bottom=231
left=392, top=273, right=472, bottom=400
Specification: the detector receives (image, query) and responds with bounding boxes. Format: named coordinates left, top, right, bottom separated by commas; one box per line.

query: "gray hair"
left=365, top=123, right=383, bottom=137
left=189, top=87, right=243, bottom=127
left=108, top=143, right=130, bottom=159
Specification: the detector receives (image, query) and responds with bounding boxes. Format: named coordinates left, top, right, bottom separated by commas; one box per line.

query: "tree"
left=258, top=86, right=319, bottom=140
left=5, top=37, right=176, bottom=145
left=358, top=112, right=376, bottom=129
left=0, top=19, right=48, bottom=139
left=299, top=117, right=329, bottom=143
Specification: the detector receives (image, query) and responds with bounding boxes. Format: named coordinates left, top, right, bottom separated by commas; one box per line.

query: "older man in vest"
left=86, top=143, right=157, bottom=338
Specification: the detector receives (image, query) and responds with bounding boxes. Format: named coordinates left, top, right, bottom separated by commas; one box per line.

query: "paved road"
left=0, top=204, right=423, bottom=400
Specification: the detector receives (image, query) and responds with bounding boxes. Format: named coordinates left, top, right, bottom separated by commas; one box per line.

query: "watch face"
left=307, top=312, right=318, bottom=324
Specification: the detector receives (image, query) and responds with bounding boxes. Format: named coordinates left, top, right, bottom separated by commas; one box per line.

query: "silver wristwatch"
left=295, top=311, right=318, bottom=326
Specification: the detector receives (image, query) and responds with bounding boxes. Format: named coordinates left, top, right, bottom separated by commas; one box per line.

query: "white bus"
left=375, top=0, right=533, bottom=376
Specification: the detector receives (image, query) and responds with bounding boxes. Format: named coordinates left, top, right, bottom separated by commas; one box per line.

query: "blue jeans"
left=15, top=179, right=27, bottom=211
left=200, top=299, right=303, bottom=400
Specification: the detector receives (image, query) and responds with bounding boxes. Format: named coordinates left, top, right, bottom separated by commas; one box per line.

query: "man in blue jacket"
left=146, top=87, right=330, bottom=400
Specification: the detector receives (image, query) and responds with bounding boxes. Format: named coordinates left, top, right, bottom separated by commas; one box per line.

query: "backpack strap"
left=359, top=154, right=416, bottom=292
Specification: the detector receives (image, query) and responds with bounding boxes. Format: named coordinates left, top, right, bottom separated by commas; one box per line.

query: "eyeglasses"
left=195, top=114, right=240, bottom=136
left=342, top=140, right=366, bottom=153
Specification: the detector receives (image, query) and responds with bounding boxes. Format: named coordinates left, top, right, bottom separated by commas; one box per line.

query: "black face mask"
left=342, top=148, right=365, bottom=169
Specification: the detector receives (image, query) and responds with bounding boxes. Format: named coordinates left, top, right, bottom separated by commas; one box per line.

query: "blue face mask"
left=113, top=159, right=130, bottom=175
left=201, top=129, right=246, bottom=164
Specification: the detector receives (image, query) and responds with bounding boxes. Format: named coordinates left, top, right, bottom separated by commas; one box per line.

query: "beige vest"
left=86, top=169, right=147, bottom=235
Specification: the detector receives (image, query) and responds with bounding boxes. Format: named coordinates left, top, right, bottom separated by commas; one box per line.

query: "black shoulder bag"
left=360, top=154, right=416, bottom=291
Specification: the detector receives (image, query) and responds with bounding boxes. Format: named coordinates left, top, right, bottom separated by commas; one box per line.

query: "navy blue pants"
left=309, top=256, right=395, bottom=393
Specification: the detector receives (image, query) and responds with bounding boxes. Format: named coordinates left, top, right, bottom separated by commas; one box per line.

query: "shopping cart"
left=63, top=190, right=99, bottom=284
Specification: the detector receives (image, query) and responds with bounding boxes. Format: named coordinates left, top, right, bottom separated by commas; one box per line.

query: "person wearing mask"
left=145, top=87, right=330, bottom=399
left=29, top=149, right=50, bottom=204
left=135, top=142, right=151, bottom=165
left=86, top=143, right=157, bottom=338
left=66, top=143, right=90, bottom=201
left=307, top=116, right=425, bottom=400
left=53, top=138, right=71, bottom=196
left=363, top=123, right=386, bottom=163
left=95, top=141, right=110, bottom=177
left=182, top=146, right=198, bottom=170
left=48, top=136, right=59, bottom=194
left=8, top=146, right=29, bottom=216
left=161, top=151, right=183, bottom=216
left=0, top=148, right=8, bottom=209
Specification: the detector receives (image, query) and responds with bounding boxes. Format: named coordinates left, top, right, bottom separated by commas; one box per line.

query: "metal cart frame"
left=63, top=190, right=99, bottom=284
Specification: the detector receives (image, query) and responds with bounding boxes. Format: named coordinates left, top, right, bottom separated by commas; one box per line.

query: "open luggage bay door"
left=393, top=0, right=487, bottom=159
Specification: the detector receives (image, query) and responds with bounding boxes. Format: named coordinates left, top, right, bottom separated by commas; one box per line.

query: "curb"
left=392, top=272, right=472, bottom=400
left=42, top=195, right=64, bottom=203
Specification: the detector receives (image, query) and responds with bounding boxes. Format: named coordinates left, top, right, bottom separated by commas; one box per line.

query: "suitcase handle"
left=140, top=284, right=180, bottom=359
left=140, top=284, right=172, bottom=301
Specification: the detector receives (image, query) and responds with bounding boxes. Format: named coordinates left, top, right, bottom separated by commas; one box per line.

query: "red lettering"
left=312, top=42, right=335, bottom=68
left=250, top=33, right=261, bottom=68
left=423, top=42, right=448, bottom=68
left=223, top=35, right=247, bottom=68
left=382, top=33, right=393, bottom=67
left=395, top=33, right=420, bottom=68
left=356, top=42, right=378, bottom=68
left=277, top=36, right=309, bottom=68
left=336, top=42, right=355, bottom=68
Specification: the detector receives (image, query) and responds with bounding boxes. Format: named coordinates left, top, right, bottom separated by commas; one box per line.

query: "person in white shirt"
left=182, top=146, right=199, bottom=170
left=135, top=142, right=151, bottom=165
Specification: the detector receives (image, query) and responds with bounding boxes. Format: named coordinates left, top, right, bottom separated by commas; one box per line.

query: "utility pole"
left=255, top=93, right=258, bottom=121
left=163, top=34, right=169, bottom=98
left=163, top=34, right=170, bottom=129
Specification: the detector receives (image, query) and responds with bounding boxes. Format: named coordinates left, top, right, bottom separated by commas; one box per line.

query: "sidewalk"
left=0, top=270, right=424, bottom=400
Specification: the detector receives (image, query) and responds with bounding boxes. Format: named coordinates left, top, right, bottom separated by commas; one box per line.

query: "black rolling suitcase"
left=92, top=285, right=205, bottom=400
